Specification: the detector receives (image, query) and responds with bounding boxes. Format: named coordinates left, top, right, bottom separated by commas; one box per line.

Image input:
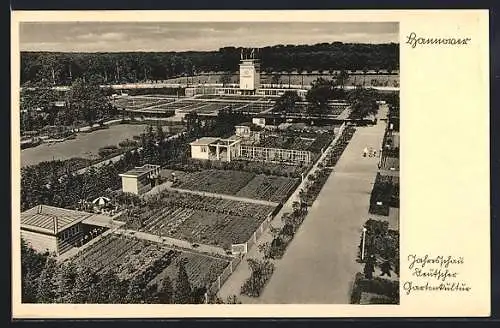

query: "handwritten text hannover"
left=406, top=32, right=471, bottom=48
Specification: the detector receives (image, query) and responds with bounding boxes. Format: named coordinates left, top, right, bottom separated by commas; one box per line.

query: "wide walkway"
left=248, top=106, right=388, bottom=304
left=220, top=106, right=388, bottom=303
left=218, top=123, right=348, bottom=300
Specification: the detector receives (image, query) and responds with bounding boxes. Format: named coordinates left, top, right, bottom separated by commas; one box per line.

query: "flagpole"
left=361, top=227, right=367, bottom=260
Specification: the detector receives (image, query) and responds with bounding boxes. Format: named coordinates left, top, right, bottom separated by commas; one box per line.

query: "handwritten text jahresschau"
left=406, top=32, right=471, bottom=48
left=408, top=254, right=464, bottom=270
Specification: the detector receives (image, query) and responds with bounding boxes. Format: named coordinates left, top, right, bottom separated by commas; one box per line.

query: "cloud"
left=19, top=22, right=399, bottom=52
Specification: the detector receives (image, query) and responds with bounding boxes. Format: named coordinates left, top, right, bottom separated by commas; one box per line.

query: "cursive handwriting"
left=408, top=254, right=464, bottom=269
left=406, top=32, right=471, bottom=48
left=403, top=281, right=471, bottom=295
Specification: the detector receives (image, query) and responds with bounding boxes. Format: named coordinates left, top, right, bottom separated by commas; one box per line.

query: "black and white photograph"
left=16, top=20, right=401, bottom=306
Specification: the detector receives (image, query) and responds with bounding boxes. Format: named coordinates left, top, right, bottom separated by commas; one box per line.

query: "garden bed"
left=71, top=233, right=231, bottom=290
left=122, top=191, right=276, bottom=248
left=350, top=272, right=399, bottom=304
left=172, top=169, right=299, bottom=203
left=368, top=173, right=400, bottom=216
left=357, top=219, right=399, bottom=275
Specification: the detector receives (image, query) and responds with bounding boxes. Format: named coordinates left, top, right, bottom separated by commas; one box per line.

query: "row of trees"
left=21, top=107, right=247, bottom=211
left=21, top=78, right=116, bottom=133
left=21, top=240, right=209, bottom=304
left=272, top=76, right=380, bottom=119
left=21, top=43, right=398, bottom=85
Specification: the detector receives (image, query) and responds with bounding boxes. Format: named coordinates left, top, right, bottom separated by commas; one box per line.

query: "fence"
left=239, top=145, right=312, bottom=164
left=230, top=211, right=275, bottom=256
left=208, top=254, right=243, bottom=294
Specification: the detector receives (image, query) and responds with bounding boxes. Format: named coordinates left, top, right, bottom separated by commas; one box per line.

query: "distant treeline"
left=21, top=42, right=399, bottom=85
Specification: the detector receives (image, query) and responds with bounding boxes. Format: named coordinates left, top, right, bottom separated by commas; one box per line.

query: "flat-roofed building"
left=21, top=205, right=114, bottom=256
left=119, top=164, right=160, bottom=195
left=190, top=137, right=241, bottom=162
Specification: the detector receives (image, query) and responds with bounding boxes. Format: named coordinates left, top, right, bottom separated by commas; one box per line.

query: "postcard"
left=11, top=9, right=490, bottom=318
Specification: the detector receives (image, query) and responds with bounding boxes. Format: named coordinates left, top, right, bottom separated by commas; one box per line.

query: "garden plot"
left=235, top=174, right=299, bottom=203
left=71, top=233, right=230, bottom=289
left=150, top=250, right=231, bottom=289
left=174, top=170, right=256, bottom=195
left=72, top=234, right=174, bottom=280
left=172, top=210, right=266, bottom=246
left=369, top=174, right=400, bottom=216
left=380, top=156, right=399, bottom=171
left=173, top=169, right=298, bottom=203
left=139, top=207, right=269, bottom=247
left=125, top=191, right=275, bottom=247
left=114, top=97, right=175, bottom=110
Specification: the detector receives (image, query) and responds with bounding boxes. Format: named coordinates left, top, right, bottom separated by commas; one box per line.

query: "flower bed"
left=71, top=233, right=231, bottom=291
left=240, top=259, right=275, bottom=297
left=323, top=126, right=356, bottom=167
left=172, top=169, right=299, bottom=203
left=174, top=169, right=256, bottom=195
left=150, top=251, right=230, bottom=289
left=235, top=175, right=300, bottom=203
left=350, top=272, right=399, bottom=304
left=368, top=173, right=399, bottom=216
left=168, top=158, right=305, bottom=178
left=122, top=191, right=276, bottom=248
left=357, top=219, right=399, bottom=275
left=259, top=207, right=308, bottom=260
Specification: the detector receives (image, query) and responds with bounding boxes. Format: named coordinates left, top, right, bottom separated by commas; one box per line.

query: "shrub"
left=350, top=272, right=399, bottom=304
left=240, top=259, right=275, bottom=297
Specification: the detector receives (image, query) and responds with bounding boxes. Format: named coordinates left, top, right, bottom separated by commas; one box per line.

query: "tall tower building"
left=239, top=48, right=260, bottom=95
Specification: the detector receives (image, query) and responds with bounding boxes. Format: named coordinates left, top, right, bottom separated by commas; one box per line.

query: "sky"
left=20, top=22, right=399, bottom=52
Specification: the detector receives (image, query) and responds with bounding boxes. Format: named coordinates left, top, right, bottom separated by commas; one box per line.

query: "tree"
left=126, top=274, right=147, bottom=303
left=156, top=123, right=166, bottom=142
left=35, top=256, right=58, bottom=303
left=337, top=70, right=349, bottom=89
left=158, top=277, right=174, bottom=304
left=54, top=262, right=78, bottom=303
left=173, top=261, right=192, bottom=304
left=144, top=283, right=161, bottom=304
left=73, top=266, right=98, bottom=303
left=347, top=87, right=379, bottom=119
left=271, top=73, right=281, bottom=88
left=306, top=78, right=336, bottom=116
left=91, top=269, right=122, bottom=303
left=66, top=78, right=112, bottom=127
left=219, top=72, right=232, bottom=87
left=21, top=239, right=50, bottom=303
left=274, top=91, right=301, bottom=113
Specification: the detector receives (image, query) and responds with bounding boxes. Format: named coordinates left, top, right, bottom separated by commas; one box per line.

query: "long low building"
left=21, top=205, right=118, bottom=256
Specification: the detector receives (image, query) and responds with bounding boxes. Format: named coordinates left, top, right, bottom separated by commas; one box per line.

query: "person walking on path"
left=380, top=260, right=392, bottom=277
left=363, top=147, right=368, bottom=157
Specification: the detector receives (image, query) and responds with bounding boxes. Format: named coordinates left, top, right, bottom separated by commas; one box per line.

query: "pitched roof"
left=21, top=205, right=93, bottom=235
